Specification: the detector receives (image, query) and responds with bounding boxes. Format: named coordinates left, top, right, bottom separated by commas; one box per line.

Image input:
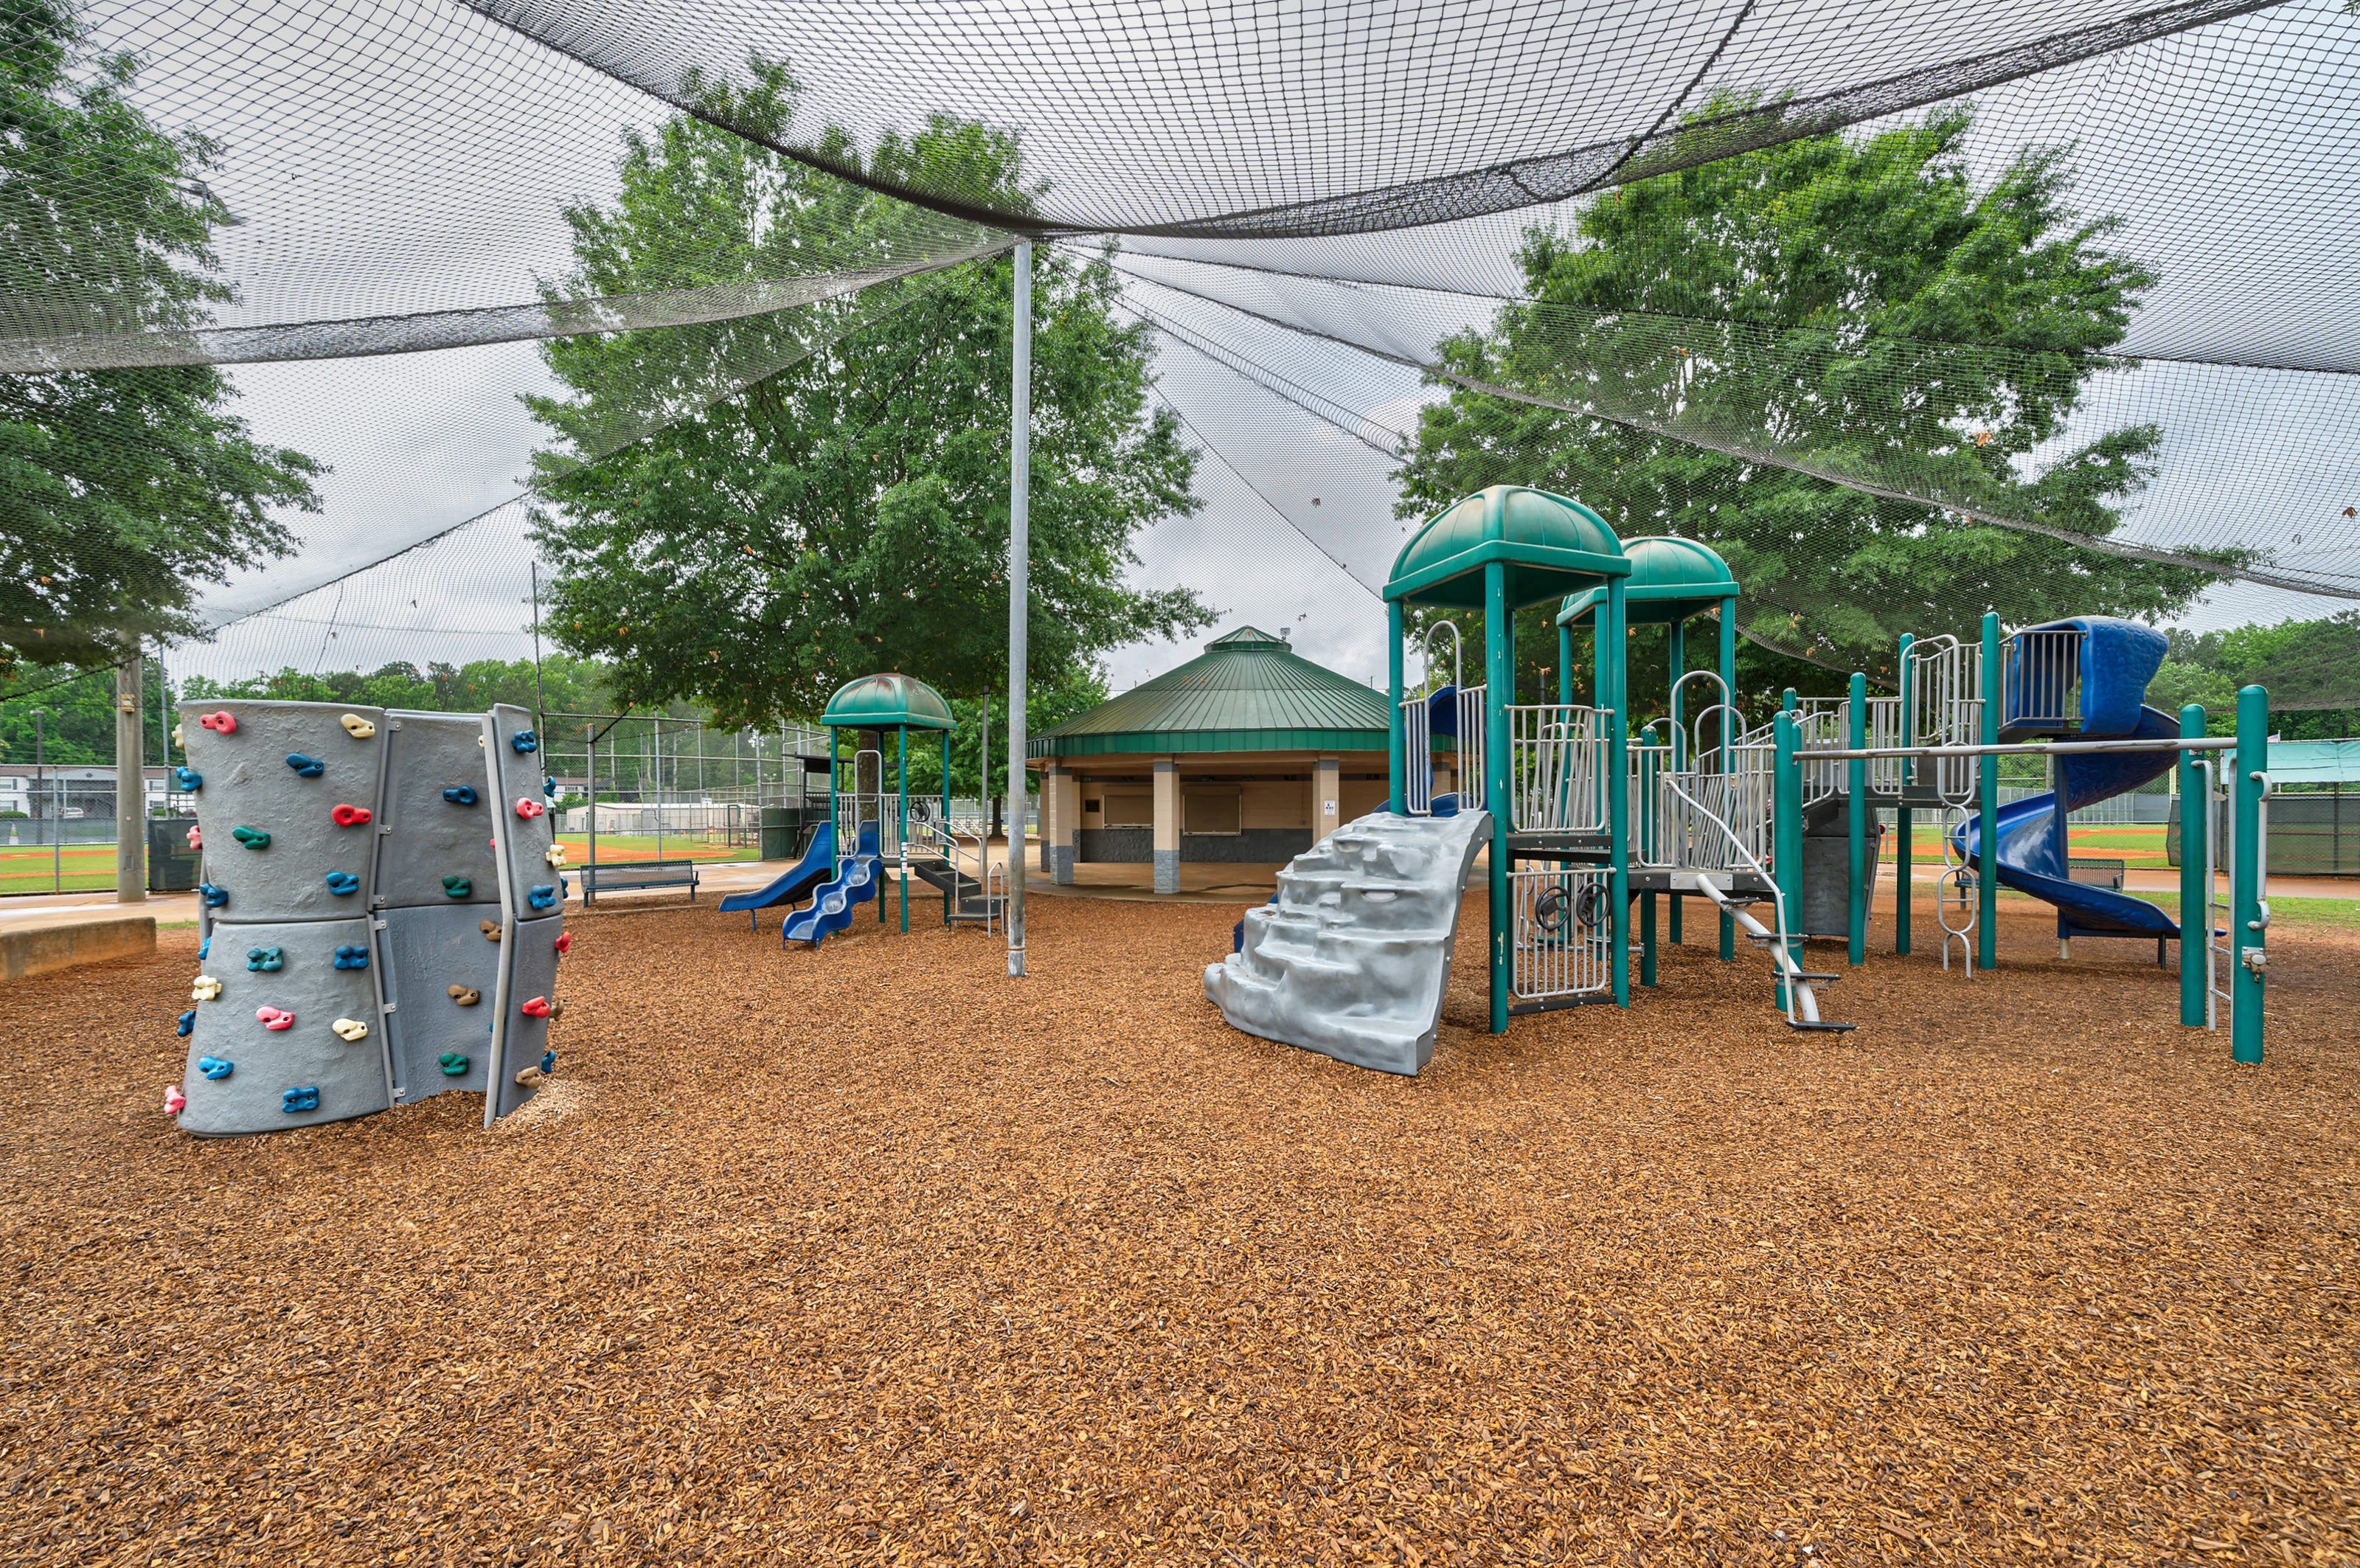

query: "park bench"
left=2066, top=856, right=2127, bottom=890
left=575, top=858, right=701, bottom=906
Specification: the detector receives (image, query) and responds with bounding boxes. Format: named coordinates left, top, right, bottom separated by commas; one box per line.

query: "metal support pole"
left=2178, top=702, right=2208, bottom=1027
left=1005, top=239, right=1031, bottom=976
left=1978, top=611, right=2001, bottom=970
left=1667, top=614, right=1684, bottom=946
left=897, top=725, right=909, bottom=934
left=1774, top=712, right=1801, bottom=1010
left=1895, top=633, right=1913, bottom=955
left=1386, top=598, right=1406, bottom=814
left=1483, top=564, right=1512, bottom=1033
left=1558, top=622, right=1572, bottom=706
left=1607, top=575, right=1630, bottom=1009
left=116, top=649, right=145, bottom=902
left=1718, top=597, right=1737, bottom=963
left=2230, top=685, right=2267, bottom=1064
left=1847, top=668, right=1867, bottom=965
left=943, top=728, right=954, bottom=927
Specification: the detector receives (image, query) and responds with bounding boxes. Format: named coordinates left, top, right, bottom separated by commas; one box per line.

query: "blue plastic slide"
left=718, top=820, right=838, bottom=930
left=779, top=822, right=881, bottom=948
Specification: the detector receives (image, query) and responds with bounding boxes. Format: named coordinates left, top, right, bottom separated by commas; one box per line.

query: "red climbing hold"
left=553, top=931, right=572, bottom=955
left=331, top=803, right=372, bottom=827
left=256, top=1006, right=294, bottom=1030
left=513, top=797, right=545, bottom=820
left=198, top=711, right=237, bottom=735
left=520, top=995, right=552, bottom=1018
left=185, top=824, right=202, bottom=850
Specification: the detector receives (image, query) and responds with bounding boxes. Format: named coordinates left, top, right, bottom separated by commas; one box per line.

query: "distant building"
left=0, top=766, right=176, bottom=818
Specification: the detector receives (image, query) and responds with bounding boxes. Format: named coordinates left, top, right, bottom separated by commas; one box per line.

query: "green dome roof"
left=821, top=672, right=957, bottom=731
left=1386, top=485, right=1627, bottom=610
left=1558, top=535, right=1740, bottom=627
left=1028, top=626, right=1388, bottom=759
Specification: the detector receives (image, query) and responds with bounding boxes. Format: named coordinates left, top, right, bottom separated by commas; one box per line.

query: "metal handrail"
left=1661, top=771, right=1822, bottom=1027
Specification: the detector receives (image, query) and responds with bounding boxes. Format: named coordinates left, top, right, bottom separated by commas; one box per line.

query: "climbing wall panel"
left=485, top=704, right=561, bottom=912
left=373, top=710, right=499, bottom=909
left=176, top=701, right=388, bottom=921
left=178, top=916, right=392, bottom=1136
left=488, top=915, right=561, bottom=1124
left=376, top=903, right=504, bottom=1104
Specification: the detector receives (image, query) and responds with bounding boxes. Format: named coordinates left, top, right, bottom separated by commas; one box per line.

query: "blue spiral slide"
left=718, top=819, right=839, bottom=929
left=1950, top=617, right=2183, bottom=948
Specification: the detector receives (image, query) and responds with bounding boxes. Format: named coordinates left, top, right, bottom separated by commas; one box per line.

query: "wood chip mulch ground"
left=1, top=887, right=2353, bottom=1567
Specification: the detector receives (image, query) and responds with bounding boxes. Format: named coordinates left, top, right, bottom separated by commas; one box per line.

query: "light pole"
left=1005, top=238, right=1030, bottom=978
left=32, top=707, right=54, bottom=893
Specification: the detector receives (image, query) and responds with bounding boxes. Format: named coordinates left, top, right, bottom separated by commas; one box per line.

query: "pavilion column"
left=1153, top=757, right=1180, bottom=893
left=1313, top=754, right=1341, bottom=841
left=1035, top=763, right=1055, bottom=871
left=1049, top=766, right=1080, bottom=884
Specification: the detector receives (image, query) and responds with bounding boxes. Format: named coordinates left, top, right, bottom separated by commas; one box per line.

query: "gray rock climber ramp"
left=1204, top=809, right=1489, bottom=1076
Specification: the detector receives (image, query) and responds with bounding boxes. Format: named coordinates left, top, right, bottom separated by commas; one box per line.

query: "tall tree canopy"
left=1398, top=106, right=2215, bottom=682
left=0, top=0, right=321, bottom=671
left=530, top=66, right=1210, bottom=728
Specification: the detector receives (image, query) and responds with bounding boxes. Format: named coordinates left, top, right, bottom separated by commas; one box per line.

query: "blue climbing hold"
left=527, top=884, right=556, bottom=910
left=545, top=774, right=558, bottom=796
left=540, top=1050, right=556, bottom=1075
left=198, top=1057, right=233, bottom=1080
left=198, top=882, right=229, bottom=908
left=559, top=875, right=571, bottom=899
left=442, top=785, right=478, bottom=805
left=281, top=1085, right=319, bottom=1113
left=246, top=946, right=283, bottom=972
left=332, top=944, right=369, bottom=969
left=324, top=870, right=360, bottom=895
left=176, top=1010, right=196, bottom=1038
left=198, top=936, right=210, bottom=960
left=437, top=1052, right=470, bottom=1076
left=510, top=729, right=538, bottom=753
left=173, top=766, right=202, bottom=791
left=285, top=753, right=324, bottom=778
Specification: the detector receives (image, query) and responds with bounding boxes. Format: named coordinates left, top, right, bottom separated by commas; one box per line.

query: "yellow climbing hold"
left=544, top=842, right=568, bottom=867
left=190, top=975, right=222, bottom=1002
left=339, top=713, right=377, bottom=739
left=330, top=1017, right=369, bottom=1042
left=447, top=985, right=481, bottom=1006
left=171, top=723, right=184, bottom=748
left=514, top=1066, right=548, bottom=1088
left=479, top=919, right=502, bottom=942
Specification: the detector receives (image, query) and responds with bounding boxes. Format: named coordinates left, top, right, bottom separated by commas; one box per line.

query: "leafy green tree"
left=0, top=1, right=322, bottom=670
left=528, top=67, right=1210, bottom=729
left=1399, top=106, right=2215, bottom=688
left=2153, top=615, right=2360, bottom=738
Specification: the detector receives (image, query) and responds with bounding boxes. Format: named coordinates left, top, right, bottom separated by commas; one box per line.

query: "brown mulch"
left=0, top=887, right=2353, bottom=1567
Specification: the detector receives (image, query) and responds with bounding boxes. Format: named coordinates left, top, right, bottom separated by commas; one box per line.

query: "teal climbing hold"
left=441, top=874, right=471, bottom=898
left=176, top=1010, right=195, bottom=1037
left=285, top=753, right=324, bottom=778
left=282, top=1086, right=319, bottom=1112
left=198, top=1056, right=233, bottom=1080
left=198, top=882, right=229, bottom=907
left=527, top=884, right=556, bottom=910
left=173, top=767, right=202, bottom=791
left=245, top=946, right=283, bottom=972
left=511, top=729, right=538, bottom=753
left=324, top=870, right=360, bottom=895
left=231, top=825, right=270, bottom=850
left=442, top=785, right=477, bottom=805
left=332, top=944, right=369, bottom=969
left=438, top=1052, right=470, bottom=1076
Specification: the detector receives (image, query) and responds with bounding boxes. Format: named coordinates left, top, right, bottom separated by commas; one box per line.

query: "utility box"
left=758, top=805, right=796, bottom=861
left=1798, top=797, right=1884, bottom=937
left=147, top=816, right=201, bottom=892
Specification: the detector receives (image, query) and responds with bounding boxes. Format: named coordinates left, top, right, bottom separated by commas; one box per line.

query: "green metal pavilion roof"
left=1028, top=627, right=1390, bottom=759
left=1558, top=535, right=1739, bottom=628
left=1385, top=485, right=1628, bottom=610
left=821, top=672, right=957, bottom=731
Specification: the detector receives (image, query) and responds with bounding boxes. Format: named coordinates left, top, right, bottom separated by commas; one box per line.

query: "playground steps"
left=1204, top=808, right=1490, bottom=1077
left=909, top=858, right=1002, bottom=924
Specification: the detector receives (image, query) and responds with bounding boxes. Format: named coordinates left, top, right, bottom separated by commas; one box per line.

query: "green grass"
left=2122, top=891, right=2360, bottom=934
left=0, top=844, right=117, bottom=895
left=556, top=833, right=754, bottom=864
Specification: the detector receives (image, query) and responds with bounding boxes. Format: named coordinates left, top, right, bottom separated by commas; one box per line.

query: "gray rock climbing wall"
left=373, top=711, right=499, bottom=909
left=485, top=704, right=561, bottom=914
left=177, top=701, right=388, bottom=920
left=490, top=917, right=562, bottom=1122
left=377, top=903, right=504, bottom=1103
left=178, top=916, right=392, bottom=1135
left=1204, top=809, right=1490, bottom=1077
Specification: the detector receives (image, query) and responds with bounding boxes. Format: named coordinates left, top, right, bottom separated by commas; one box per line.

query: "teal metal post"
left=2231, top=685, right=2268, bottom=1064
left=1387, top=600, right=1406, bottom=814
left=1773, top=711, right=1801, bottom=1009
left=827, top=726, right=839, bottom=870
left=1484, top=564, right=1513, bottom=1033
left=1667, top=614, right=1684, bottom=946
left=2178, top=702, right=2208, bottom=1027
left=1846, top=669, right=1867, bottom=965
left=1895, top=634, right=1913, bottom=956
left=1558, top=622, right=1573, bottom=705
left=1592, top=614, right=1608, bottom=712
left=1978, top=611, right=2000, bottom=969
left=1607, top=575, right=1631, bottom=1008
left=895, top=724, right=909, bottom=931
left=1718, top=597, right=1737, bottom=963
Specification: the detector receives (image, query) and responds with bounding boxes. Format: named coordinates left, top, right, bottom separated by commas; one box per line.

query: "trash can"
left=148, top=816, right=202, bottom=892
left=758, top=805, right=796, bottom=861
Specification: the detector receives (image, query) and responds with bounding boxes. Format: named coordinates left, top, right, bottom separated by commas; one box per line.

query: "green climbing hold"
left=441, top=875, right=471, bottom=898
left=231, top=825, right=271, bottom=850
left=438, top=1052, right=470, bottom=1076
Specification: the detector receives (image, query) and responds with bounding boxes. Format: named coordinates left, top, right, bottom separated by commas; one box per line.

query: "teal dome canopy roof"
left=1558, top=535, right=1739, bottom=627
left=820, top=672, right=957, bottom=731
left=1027, top=626, right=1388, bottom=759
left=1385, top=486, right=1627, bottom=610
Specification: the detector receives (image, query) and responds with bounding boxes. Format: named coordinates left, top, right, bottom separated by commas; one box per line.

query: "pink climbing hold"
left=198, top=710, right=237, bottom=735
left=553, top=931, right=572, bottom=955
left=257, top=1006, right=294, bottom=1030
left=331, top=803, right=372, bottom=827
left=519, top=995, right=552, bottom=1019
left=164, top=1085, right=186, bottom=1116
left=185, top=824, right=202, bottom=850
left=513, top=797, right=544, bottom=820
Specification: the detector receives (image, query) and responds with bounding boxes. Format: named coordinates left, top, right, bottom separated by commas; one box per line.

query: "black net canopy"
left=4, top=0, right=2356, bottom=700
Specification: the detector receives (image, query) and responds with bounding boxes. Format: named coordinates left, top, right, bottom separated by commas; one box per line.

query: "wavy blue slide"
left=718, top=819, right=840, bottom=930
left=1951, top=617, right=2182, bottom=948
left=779, top=821, right=881, bottom=948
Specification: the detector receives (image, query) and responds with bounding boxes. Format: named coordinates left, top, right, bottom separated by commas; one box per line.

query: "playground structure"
left=721, top=673, right=1004, bottom=944
left=1204, top=486, right=2276, bottom=1074
left=170, top=700, right=566, bottom=1135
